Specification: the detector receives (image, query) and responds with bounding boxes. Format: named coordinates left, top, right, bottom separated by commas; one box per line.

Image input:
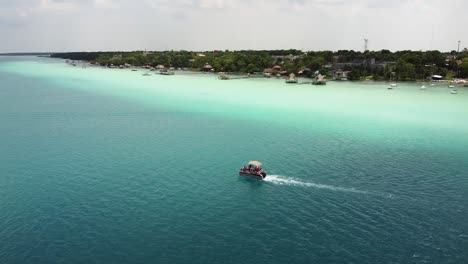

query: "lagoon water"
left=1, top=56, right=467, bottom=263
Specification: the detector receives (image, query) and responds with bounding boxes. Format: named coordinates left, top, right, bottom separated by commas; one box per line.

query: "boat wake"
left=264, top=175, right=370, bottom=195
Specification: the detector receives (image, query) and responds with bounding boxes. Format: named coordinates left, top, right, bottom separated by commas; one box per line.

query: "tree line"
left=51, top=49, right=468, bottom=80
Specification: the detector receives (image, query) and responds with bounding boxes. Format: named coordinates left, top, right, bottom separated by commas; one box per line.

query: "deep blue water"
left=1, top=57, right=467, bottom=263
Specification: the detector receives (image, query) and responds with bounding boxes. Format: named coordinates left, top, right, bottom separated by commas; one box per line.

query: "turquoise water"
left=1, top=56, right=467, bottom=263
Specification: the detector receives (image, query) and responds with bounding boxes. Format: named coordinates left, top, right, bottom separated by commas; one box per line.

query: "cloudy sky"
left=0, top=0, right=466, bottom=52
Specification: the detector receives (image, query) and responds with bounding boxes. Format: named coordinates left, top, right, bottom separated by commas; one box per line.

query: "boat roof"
left=248, top=161, right=262, bottom=167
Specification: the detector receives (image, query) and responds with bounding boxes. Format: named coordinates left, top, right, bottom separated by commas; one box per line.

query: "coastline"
left=50, top=49, right=468, bottom=83
left=59, top=58, right=468, bottom=85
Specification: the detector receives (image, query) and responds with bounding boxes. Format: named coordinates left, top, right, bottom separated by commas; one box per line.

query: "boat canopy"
left=248, top=161, right=262, bottom=167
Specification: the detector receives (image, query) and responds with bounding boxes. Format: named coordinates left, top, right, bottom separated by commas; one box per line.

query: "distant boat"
left=420, top=85, right=426, bottom=90
left=388, top=83, right=397, bottom=89
left=451, top=89, right=458, bottom=94
left=131, top=69, right=138, bottom=71
left=160, top=69, right=175, bottom=75
left=142, top=72, right=151, bottom=76
left=430, top=83, right=436, bottom=87
left=160, top=71, right=175, bottom=76
left=285, top=73, right=298, bottom=84
left=218, top=72, right=230, bottom=80
left=312, top=74, right=327, bottom=85
left=448, top=84, right=455, bottom=88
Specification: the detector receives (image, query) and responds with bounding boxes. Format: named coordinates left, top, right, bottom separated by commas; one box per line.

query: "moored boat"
left=239, top=161, right=267, bottom=179
left=160, top=69, right=175, bottom=75
left=312, top=74, right=327, bottom=85
left=285, top=73, right=298, bottom=83
left=218, top=72, right=230, bottom=80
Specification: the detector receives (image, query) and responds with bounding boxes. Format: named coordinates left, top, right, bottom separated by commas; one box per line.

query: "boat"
left=239, top=161, right=267, bottom=179
left=160, top=69, right=175, bottom=75
left=312, top=74, right=327, bottom=85
left=142, top=72, right=152, bottom=76
left=430, top=83, right=436, bottom=87
left=388, top=83, right=397, bottom=89
left=218, top=72, right=230, bottom=80
left=448, top=84, right=455, bottom=88
left=451, top=89, right=458, bottom=94
left=285, top=73, right=298, bottom=83
left=420, top=85, right=426, bottom=90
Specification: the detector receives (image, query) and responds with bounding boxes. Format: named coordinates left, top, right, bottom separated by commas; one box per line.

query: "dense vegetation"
left=51, top=49, right=468, bottom=80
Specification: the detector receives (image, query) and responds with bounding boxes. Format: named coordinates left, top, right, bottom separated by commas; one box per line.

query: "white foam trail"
left=264, top=175, right=369, bottom=194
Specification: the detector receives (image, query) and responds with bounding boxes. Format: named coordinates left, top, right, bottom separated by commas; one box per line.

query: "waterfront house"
left=334, top=70, right=350, bottom=80
left=202, top=63, right=213, bottom=72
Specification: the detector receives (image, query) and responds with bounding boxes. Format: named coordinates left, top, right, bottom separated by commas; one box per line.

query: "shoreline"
left=65, top=59, right=467, bottom=85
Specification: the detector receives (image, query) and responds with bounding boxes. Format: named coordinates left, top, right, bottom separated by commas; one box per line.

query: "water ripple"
left=264, top=175, right=371, bottom=194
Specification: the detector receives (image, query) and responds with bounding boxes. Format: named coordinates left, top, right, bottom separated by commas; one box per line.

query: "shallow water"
left=1, top=57, right=467, bottom=263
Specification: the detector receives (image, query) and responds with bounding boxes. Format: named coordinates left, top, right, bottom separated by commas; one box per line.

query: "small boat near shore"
left=312, top=74, right=327, bottom=85
left=218, top=72, right=230, bottom=80
left=285, top=73, right=298, bottom=83
left=239, top=161, right=267, bottom=179
left=388, top=83, right=397, bottom=89
left=160, top=69, right=175, bottom=75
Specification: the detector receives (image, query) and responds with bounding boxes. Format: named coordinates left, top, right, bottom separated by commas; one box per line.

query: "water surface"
left=1, top=57, right=467, bottom=263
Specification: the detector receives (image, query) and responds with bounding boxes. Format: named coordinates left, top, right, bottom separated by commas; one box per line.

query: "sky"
left=0, top=0, right=467, bottom=52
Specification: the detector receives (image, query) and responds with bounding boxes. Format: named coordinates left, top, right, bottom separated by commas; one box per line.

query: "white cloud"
left=0, top=0, right=467, bottom=52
